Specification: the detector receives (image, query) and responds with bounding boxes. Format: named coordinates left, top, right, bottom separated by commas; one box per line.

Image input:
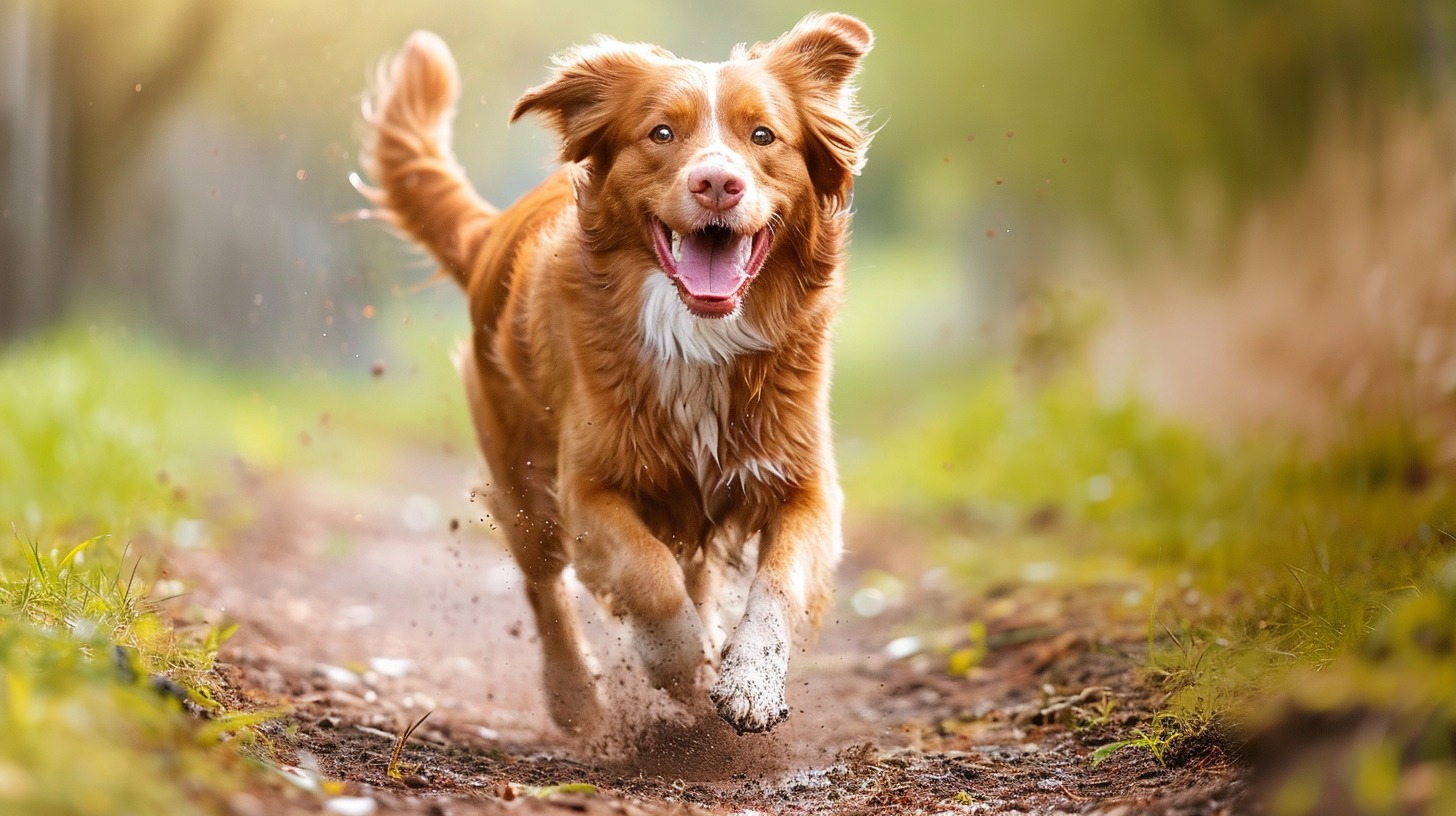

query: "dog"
left=357, top=13, right=872, bottom=735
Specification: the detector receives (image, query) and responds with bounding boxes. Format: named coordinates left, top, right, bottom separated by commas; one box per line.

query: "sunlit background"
left=3, top=0, right=1456, bottom=812
left=8, top=0, right=1456, bottom=490
left=5, top=1, right=1449, bottom=370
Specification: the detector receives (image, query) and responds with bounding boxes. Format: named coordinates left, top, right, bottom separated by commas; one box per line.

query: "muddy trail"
left=177, top=454, right=1248, bottom=815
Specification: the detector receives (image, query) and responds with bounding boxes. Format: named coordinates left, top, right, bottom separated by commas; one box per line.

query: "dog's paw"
left=710, top=619, right=790, bottom=734
left=632, top=601, right=709, bottom=701
left=546, top=684, right=602, bottom=734
left=542, top=650, right=602, bottom=734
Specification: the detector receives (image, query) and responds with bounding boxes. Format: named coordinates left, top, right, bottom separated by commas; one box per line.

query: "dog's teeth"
left=671, top=231, right=682, bottom=262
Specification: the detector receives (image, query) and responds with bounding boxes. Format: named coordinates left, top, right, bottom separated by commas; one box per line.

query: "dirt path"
left=179, top=454, right=1248, bottom=815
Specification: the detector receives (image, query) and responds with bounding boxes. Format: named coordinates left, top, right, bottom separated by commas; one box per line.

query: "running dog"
left=358, top=13, right=872, bottom=734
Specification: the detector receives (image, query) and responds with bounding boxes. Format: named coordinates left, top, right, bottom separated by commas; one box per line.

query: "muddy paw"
left=710, top=639, right=789, bottom=734
left=632, top=601, right=709, bottom=701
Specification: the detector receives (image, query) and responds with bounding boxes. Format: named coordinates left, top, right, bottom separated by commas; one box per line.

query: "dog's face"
left=511, top=14, right=872, bottom=319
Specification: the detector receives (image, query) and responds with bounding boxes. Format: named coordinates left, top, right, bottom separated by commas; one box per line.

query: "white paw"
left=631, top=600, right=709, bottom=700
left=710, top=613, right=790, bottom=734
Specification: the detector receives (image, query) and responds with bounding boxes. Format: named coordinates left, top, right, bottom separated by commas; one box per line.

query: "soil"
left=174, top=453, right=1250, bottom=815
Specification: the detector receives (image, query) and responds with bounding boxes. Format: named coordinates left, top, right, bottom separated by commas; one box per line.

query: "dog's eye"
left=649, top=124, right=674, bottom=144
left=750, top=126, right=775, bottom=146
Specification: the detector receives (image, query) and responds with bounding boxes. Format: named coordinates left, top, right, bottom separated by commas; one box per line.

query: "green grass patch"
left=0, top=321, right=467, bottom=540
left=0, top=319, right=468, bottom=813
left=0, top=531, right=246, bottom=815
left=843, top=360, right=1456, bottom=794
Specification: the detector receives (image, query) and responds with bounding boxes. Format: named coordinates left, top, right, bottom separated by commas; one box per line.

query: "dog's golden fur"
left=359, top=14, right=872, bottom=734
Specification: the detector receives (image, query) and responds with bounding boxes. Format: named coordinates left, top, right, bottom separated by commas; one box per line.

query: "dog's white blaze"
left=702, top=63, right=724, bottom=147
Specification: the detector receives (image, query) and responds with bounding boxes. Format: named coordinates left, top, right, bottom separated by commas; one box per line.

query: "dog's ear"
left=511, top=39, right=666, bottom=165
left=759, top=14, right=874, bottom=208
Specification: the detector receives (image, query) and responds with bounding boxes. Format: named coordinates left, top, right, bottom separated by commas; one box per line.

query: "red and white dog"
left=359, top=13, right=872, bottom=734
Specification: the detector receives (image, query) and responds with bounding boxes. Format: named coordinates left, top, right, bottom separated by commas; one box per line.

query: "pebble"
left=324, top=797, right=377, bottom=816
left=314, top=663, right=361, bottom=687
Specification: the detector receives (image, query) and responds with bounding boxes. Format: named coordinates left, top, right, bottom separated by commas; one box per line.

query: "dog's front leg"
left=712, top=479, right=842, bottom=734
left=561, top=479, right=709, bottom=699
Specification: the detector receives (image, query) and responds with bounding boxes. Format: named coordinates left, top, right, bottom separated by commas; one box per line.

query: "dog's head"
left=511, top=14, right=873, bottom=319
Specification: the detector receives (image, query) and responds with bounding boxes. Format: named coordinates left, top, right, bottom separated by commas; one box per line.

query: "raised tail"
left=356, top=31, right=495, bottom=289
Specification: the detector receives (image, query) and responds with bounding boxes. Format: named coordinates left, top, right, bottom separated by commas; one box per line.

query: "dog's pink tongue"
left=676, top=230, right=752, bottom=298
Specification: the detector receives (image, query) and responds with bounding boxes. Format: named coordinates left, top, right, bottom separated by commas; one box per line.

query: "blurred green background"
left=4, top=0, right=1451, bottom=361
left=4, top=1, right=1456, bottom=812
left=7, top=0, right=1455, bottom=479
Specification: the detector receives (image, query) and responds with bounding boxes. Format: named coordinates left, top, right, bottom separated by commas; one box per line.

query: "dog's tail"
left=356, top=31, right=495, bottom=289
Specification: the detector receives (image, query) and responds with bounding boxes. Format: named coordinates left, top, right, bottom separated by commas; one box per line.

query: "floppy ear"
left=510, top=38, right=666, bottom=164
left=759, top=14, right=874, bottom=207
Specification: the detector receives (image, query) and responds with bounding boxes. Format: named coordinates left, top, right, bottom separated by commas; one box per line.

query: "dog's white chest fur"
left=638, top=273, right=783, bottom=488
left=639, top=272, right=769, bottom=365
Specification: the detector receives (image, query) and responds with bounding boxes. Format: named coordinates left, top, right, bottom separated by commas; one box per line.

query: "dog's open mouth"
left=650, top=218, right=773, bottom=318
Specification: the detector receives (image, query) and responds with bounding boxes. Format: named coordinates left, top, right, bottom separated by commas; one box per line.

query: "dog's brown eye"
left=750, top=126, right=775, bottom=146
left=649, top=124, right=674, bottom=144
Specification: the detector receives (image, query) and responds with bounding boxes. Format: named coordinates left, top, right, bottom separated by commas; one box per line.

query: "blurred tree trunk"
left=0, top=1, right=64, bottom=339
left=0, top=0, right=220, bottom=342
left=1419, top=0, right=1453, bottom=95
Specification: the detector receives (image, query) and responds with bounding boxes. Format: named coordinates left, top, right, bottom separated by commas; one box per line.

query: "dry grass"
left=1096, top=100, right=1456, bottom=465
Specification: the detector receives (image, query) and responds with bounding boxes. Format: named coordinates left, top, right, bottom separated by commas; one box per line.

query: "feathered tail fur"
left=357, top=31, right=495, bottom=288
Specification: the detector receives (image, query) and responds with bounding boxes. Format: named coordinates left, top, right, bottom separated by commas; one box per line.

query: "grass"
left=0, top=319, right=468, bottom=814
left=0, top=320, right=467, bottom=541
left=0, top=531, right=242, bottom=815
left=840, top=344, right=1456, bottom=805
left=835, top=228, right=1453, bottom=801
left=833, top=208, right=1456, bottom=810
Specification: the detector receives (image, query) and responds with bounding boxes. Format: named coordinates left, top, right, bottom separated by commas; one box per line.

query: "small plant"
left=387, top=710, right=432, bottom=780
left=1089, top=714, right=1182, bottom=767
left=1073, top=691, right=1119, bottom=731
